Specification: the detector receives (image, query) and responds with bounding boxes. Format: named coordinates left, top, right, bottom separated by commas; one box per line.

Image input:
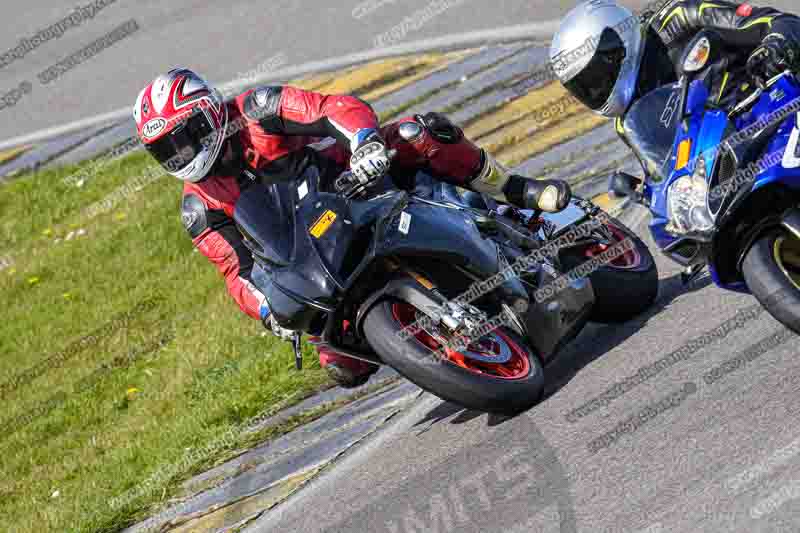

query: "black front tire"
left=560, top=216, right=659, bottom=323
left=742, top=229, right=800, bottom=334
left=362, top=300, right=544, bottom=414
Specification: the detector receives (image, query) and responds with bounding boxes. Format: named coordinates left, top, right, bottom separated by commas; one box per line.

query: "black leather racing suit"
left=635, top=1, right=800, bottom=105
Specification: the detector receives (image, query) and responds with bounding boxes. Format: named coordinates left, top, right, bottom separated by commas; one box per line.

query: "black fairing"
left=234, top=182, right=294, bottom=266
left=372, top=195, right=499, bottom=277
left=234, top=167, right=503, bottom=331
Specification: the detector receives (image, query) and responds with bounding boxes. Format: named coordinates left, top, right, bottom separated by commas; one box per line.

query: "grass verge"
left=0, top=152, right=337, bottom=533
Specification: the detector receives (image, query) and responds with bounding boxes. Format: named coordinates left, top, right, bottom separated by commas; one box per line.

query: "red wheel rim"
left=584, top=223, right=641, bottom=270
left=391, top=303, right=531, bottom=380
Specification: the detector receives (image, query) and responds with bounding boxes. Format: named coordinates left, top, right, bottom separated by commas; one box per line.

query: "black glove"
left=747, top=38, right=798, bottom=87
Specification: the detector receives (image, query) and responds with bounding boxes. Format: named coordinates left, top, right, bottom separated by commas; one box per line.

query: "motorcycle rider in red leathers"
left=133, top=68, right=572, bottom=388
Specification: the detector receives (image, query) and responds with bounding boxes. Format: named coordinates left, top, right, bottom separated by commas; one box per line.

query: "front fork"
left=391, top=256, right=593, bottom=362
left=382, top=259, right=530, bottom=343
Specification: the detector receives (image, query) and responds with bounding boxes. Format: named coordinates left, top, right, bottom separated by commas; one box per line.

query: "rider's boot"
left=318, top=348, right=379, bottom=389
left=384, top=112, right=571, bottom=213
left=473, top=153, right=572, bottom=213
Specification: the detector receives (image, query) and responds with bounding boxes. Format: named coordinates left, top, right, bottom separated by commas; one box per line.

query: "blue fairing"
left=736, top=78, right=800, bottom=193
left=638, top=71, right=800, bottom=294
left=708, top=263, right=749, bottom=293
left=648, top=81, right=727, bottom=252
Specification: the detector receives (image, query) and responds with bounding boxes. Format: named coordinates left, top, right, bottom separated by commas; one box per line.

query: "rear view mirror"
left=677, top=30, right=723, bottom=78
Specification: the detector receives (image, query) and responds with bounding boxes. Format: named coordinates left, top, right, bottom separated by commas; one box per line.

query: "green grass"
left=0, top=152, right=334, bottom=532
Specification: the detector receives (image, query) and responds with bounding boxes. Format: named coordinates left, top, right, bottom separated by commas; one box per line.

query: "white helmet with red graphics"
left=133, top=68, right=227, bottom=182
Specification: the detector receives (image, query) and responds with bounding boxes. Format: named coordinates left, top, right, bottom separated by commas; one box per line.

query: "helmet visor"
left=563, top=28, right=627, bottom=111
left=144, top=110, right=216, bottom=173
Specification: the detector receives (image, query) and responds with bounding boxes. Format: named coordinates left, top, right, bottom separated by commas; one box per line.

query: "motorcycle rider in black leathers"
left=550, top=1, right=800, bottom=134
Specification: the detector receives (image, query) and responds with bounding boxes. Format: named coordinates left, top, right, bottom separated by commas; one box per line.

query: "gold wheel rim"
left=773, top=235, right=800, bottom=291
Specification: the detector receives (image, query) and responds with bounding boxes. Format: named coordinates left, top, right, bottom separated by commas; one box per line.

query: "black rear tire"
left=362, top=300, right=544, bottom=414
left=742, top=229, right=800, bottom=334
left=560, top=216, right=658, bottom=323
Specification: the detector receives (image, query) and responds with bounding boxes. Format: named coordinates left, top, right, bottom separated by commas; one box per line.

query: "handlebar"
left=730, top=70, right=796, bottom=117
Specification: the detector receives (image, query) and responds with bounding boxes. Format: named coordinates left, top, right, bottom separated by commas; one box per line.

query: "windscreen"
left=622, top=83, right=682, bottom=184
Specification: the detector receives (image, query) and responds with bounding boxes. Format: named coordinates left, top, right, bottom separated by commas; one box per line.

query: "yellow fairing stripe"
left=718, top=71, right=730, bottom=103
left=740, top=16, right=774, bottom=30
left=698, top=3, right=724, bottom=16
left=660, top=7, right=686, bottom=32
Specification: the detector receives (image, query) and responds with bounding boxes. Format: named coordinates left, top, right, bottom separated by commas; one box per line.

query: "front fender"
left=354, top=276, right=447, bottom=336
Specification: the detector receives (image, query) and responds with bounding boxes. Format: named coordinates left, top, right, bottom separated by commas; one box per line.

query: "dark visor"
left=144, top=110, right=215, bottom=173
left=563, top=27, right=627, bottom=111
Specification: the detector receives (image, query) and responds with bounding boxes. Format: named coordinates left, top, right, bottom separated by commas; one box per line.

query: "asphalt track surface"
left=248, top=206, right=800, bottom=533
left=5, top=1, right=800, bottom=531
left=0, top=0, right=568, bottom=141
left=5, top=0, right=794, bottom=142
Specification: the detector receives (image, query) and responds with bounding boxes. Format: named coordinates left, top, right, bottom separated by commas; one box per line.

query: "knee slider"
left=397, top=121, right=424, bottom=142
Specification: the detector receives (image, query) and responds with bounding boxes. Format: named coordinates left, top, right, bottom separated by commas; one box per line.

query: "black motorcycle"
left=235, top=165, right=658, bottom=413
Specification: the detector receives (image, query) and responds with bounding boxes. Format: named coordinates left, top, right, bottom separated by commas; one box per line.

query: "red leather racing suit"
left=181, top=85, right=485, bottom=321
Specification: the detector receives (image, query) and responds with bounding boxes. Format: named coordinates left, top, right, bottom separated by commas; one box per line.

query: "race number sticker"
left=310, top=210, right=337, bottom=238
left=783, top=112, right=800, bottom=169
left=398, top=212, right=412, bottom=235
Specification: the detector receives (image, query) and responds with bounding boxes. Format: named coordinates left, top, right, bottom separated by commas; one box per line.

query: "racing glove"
left=349, top=129, right=391, bottom=187
left=747, top=36, right=799, bottom=87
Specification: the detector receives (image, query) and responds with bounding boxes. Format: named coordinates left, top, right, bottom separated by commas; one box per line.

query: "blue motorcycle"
left=610, top=29, right=800, bottom=333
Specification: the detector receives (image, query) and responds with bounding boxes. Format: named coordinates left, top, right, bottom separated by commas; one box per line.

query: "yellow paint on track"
left=0, top=145, right=31, bottom=166
left=291, top=53, right=461, bottom=101
left=264, top=55, right=609, bottom=177
left=591, top=192, right=622, bottom=211
left=463, top=82, right=608, bottom=168
left=168, top=468, right=320, bottom=533
left=466, top=82, right=572, bottom=139
left=496, top=111, right=606, bottom=168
